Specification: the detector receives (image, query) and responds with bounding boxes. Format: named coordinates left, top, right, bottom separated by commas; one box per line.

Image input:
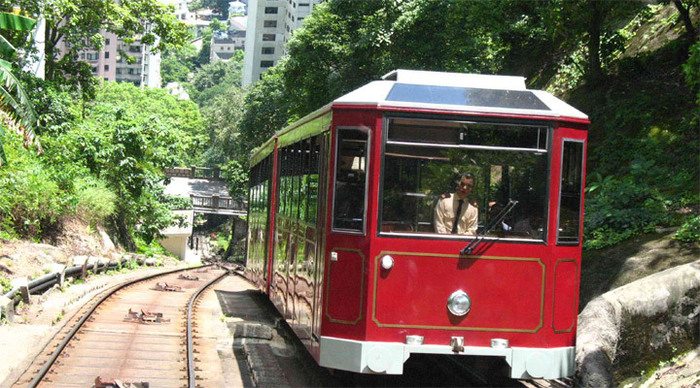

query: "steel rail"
left=28, top=264, right=211, bottom=388
left=186, top=268, right=229, bottom=388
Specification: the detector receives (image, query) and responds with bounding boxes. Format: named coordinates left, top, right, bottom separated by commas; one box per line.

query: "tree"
left=0, top=11, right=39, bottom=165
left=161, top=43, right=198, bottom=85
left=61, top=82, right=207, bottom=248
left=670, top=0, right=699, bottom=42
left=0, top=0, right=190, bottom=84
left=188, top=51, right=243, bottom=106
left=237, top=65, right=291, bottom=160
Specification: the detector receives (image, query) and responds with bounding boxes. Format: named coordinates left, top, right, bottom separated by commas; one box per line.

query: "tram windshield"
left=381, top=117, right=549, bottom=240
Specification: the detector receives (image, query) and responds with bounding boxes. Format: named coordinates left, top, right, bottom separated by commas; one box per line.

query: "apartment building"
left=69, top=31, right=162, bottom=88
left=241, top=0, right=322, bottom=86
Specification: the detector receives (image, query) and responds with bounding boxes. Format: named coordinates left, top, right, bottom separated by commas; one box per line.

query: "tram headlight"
left=447, top=290, right=471, bottom=316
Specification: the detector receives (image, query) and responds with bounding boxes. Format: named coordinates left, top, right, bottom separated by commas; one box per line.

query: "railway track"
left=12, top=265, right=228, bottom=388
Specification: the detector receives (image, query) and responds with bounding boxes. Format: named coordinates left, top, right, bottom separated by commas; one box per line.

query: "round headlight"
left=447, top=290, right=471, bottom=316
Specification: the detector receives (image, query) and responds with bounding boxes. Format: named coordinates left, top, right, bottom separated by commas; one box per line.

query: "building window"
left=262, top=47, right=275, bottom=55
left=262, top=34, right=276, bottom=41
left=128, top=68, right=134, bottom=75
left=299, top=2, right=309, bottom=6
left=104, top=51, right=110, bottom=59
left=260, top=60, right=274, bottom=68
left=116, top=68, right=122, bottom=75
left=263, top=20, right=277, bottom=28
left=264, top=7, right=278, bottom=14
left=105, top=38, right=110, bottom=45
left=104, top=65, right=109, bottom=71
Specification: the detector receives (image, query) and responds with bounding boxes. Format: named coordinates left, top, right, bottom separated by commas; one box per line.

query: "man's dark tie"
left=451, top=199, right=464, bottom=234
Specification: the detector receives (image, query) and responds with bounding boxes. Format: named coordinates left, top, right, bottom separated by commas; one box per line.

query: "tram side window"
left=381, top=117, right=548, bottom=240
left=277, top=137, right=321, bottom=226
left=333, top=128, right=369, bottom=232
left=557, top=140, right=584, bottom=244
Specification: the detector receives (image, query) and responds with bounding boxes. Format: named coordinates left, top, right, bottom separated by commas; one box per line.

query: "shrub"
left=0, top=133, right=65, bottom=238
left=0, top=276, right=11, bottom=293
left=135, top=236, right=172, bottom=258
left=73, top=177, right=117, bottom=226
left=674, top=216, right=700, bottom=244
left=584, top=175, right=671, bottom=249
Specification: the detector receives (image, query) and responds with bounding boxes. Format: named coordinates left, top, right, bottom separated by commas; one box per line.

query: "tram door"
left=312, top=132, right=331, bottom=340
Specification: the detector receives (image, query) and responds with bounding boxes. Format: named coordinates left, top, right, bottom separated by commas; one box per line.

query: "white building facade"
left=242, top=0, right=322, bottom=86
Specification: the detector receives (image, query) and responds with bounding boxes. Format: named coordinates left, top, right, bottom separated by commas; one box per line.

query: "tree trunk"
left=225, top=216, right=236, bottom=261
left=44, top=26, right=59, bottom=81
left=586, top=0, right=604, bottom=84
left=672, top=0, right=698, bottom=42
left=112, top=208, right=136, bottom=252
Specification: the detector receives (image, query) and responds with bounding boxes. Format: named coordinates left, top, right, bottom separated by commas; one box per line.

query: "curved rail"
left=27, top=264, right=211, bottom=388
left=186, top=269, right=228, bottom=387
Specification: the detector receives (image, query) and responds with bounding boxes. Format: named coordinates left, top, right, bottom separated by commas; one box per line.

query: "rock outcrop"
left=576, top=260, right=700, bottom=386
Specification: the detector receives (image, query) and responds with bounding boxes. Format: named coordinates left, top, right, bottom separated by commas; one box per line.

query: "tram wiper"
left=461, top=200, right=518, bottom=255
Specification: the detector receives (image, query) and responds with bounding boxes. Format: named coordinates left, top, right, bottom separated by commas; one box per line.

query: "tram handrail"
left=461, top=200, right=518, bottom=255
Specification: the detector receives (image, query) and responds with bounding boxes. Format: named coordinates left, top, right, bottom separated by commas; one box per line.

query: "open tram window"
left=332, top=127, right=369, bottom=233
left=381, top=117, right=548, bottom=240
left=557, top=140, right=584, bottom=244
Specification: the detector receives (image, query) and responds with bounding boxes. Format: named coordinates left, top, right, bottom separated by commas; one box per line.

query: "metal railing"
left=191, top=195, right=246, bottom=212
left=164, top=167, right=223, bottom=180
left=2, top=258, right=134, bottom=307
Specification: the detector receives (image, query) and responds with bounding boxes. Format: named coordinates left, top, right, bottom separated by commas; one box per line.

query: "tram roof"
left=250, top=70, right=588, bottom=166
left=334, top=69, right=588, bottom=121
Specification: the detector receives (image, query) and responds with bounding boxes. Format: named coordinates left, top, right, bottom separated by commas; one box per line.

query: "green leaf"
left=0, top=12, right=36, bottom=32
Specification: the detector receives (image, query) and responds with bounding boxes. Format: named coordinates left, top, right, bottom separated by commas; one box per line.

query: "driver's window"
left=380, top=117, right=548, bottom=240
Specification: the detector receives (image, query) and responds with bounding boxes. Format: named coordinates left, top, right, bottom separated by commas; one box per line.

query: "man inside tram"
left=434, top=172, right=479, bottom=235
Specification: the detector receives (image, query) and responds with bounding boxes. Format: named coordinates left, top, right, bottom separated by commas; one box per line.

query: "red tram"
left=245, top=69, right=588, bottom=379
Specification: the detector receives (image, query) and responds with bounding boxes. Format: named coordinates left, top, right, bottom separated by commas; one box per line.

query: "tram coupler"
left=450, top=336, right=465, bottom=353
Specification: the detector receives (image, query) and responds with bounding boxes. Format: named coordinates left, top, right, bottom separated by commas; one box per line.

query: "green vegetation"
left=674, top=215, right=700, bottom=243
left=0, top=275, right=10, bottom=293
left=230, top=0, right=699, bottom=250
left=0, top=1, right=696, bottom=269
left=135, top=237, right=171, bottom=258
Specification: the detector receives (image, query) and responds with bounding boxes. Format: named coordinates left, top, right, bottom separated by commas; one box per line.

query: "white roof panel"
left=334, top=70, right=588, bottom=121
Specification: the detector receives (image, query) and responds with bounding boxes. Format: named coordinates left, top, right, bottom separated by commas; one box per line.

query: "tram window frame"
left=331, top=126, right=371, bottom=235
left=378, top=115, right=551, bottom=242
left=557, top=139, right=585, bottom=245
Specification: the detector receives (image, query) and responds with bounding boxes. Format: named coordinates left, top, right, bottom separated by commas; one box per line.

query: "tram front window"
left=381, top=117, right=548, bottom=240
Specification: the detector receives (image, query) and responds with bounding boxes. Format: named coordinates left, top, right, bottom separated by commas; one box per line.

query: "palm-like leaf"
left=0, top=11, right=39, bottom=166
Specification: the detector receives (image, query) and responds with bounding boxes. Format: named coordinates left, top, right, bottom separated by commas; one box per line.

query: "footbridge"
left=164, top=167, right=246, bottom=216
